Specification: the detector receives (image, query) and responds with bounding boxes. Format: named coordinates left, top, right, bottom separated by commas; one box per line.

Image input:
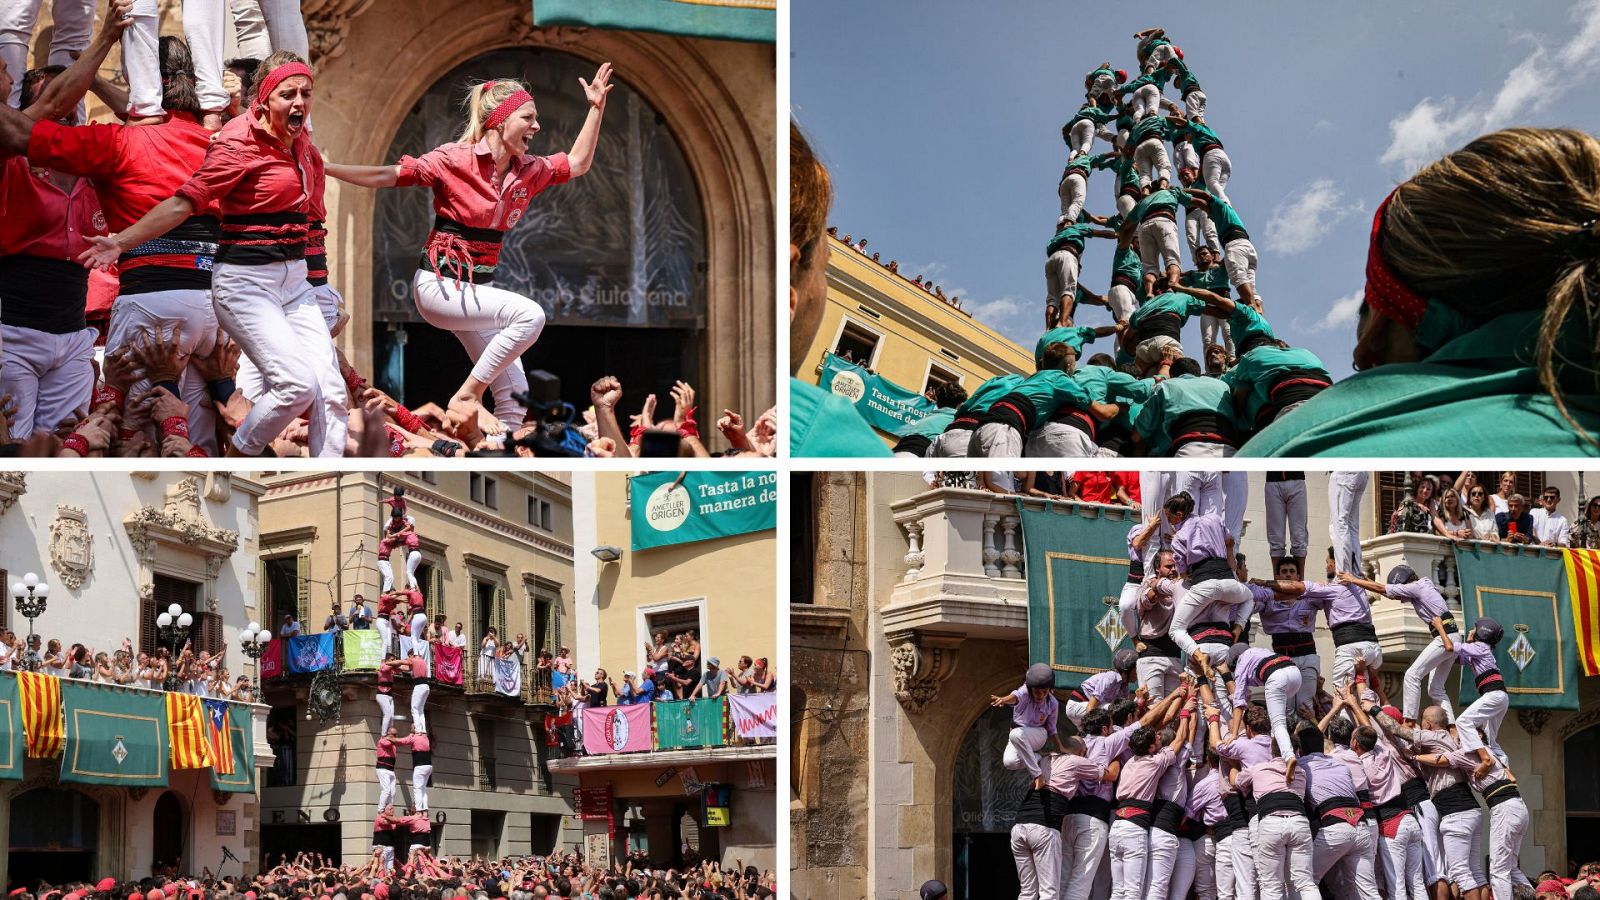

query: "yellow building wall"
left=588, top=473, right=777, bottom=687
left=796, top=237, right=1033, bottom=444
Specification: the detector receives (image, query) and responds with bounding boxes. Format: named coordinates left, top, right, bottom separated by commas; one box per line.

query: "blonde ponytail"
left=458, top=80, right=531, bottom=144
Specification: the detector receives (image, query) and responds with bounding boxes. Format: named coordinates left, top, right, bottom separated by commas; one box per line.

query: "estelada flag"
left=17, top=671, right=63, bottom=758
left=204, top=699, right=235, bottom=776
left=166, top=692, right=213, bottom=770
left=1567, top=548, right=1600, bottom=677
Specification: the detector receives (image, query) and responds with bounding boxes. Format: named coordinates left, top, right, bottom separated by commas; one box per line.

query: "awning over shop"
left=532, top=0, right=775, bottom=44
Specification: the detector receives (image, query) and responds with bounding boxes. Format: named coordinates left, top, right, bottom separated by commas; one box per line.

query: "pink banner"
left=259, top=638, right=283, bottom=679
left=728, top=692, right=777, bottom=739
left=582, top=704, right=653, bottom=755
left=432, top=643, right=463, bottom=686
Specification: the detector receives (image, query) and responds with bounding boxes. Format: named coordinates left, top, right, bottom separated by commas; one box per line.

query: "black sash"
left=893, top=434, right=932, bottom=457
left=1114, top=797, right=1155, bottom=829
left=1255, top=655, right=1295, bottom=684
left=1138, top=635, right=1180, bottom=659
left=1256, top=790, right=1306, bottom=819
left=1432, top=782, right=1477, bottom=816
left=1331, top=621, right=1379, bottom=646
left=0, top=256, right=88, bottom=333
left=1138, top=312, right=1184, bottom=342
left=1189, top=556, right=1234, bottom=585
left=1190, top=620, right=1234, bottom=645
left=944, top=415, right=978, bottom=432
left=978, top=395, right=1033, bottom=435
left=1482, top=778, right=1521, bottom=808
left=1066, top=794, right=1112, bottom=823
left=1474, top=669, right=1506, bottom=694
left=1400, top=777, right=1430, bottom=810
left=1313, top=796, right=1365, bottom=831
left=1171, top=411, right=1241, bottom=451
left=1152, top=798, right=1185, bottom=833
left=1219, top=224, right=1250, bottom=245
left=1270, top=632, right=1316, bottom=658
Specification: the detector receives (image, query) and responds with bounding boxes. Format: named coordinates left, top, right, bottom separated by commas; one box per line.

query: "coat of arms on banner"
left=50, top=506, right=94, bottom=589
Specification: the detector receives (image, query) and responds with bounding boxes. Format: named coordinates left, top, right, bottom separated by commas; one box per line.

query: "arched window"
left=372, top=48, right=708, bottom=415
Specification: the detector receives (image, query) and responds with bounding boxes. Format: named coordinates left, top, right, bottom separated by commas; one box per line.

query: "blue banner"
left=285, top=633, right=335, bottom=674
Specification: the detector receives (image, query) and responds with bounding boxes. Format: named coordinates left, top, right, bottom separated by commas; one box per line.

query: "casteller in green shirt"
left=1238, top=310, right=1600, bottom=457
left=790, top=378, right=893, bottom=458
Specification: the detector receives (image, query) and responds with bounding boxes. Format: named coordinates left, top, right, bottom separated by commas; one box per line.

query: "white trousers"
left=412, top=762, right=433, bottom=810
left=1288, top=653, right=1319, bottom=710
left=376, top=692, right=394, bottom=734
left=1107, top=283, right=1138, bottom=324
left=1062, top=814, right=1109, bottom=900
left=1311, top=821, right=1377, bottom=896
left=1415, top=799, right=1446, bottom=886
left=376, top=766, right=396, bottom=810
left=1139, top=472, right=1175, bottom=566
left=1171, top=580, right=1252, bottom=661
left=1228, top=824, right=1260, bottom=900
left=1329, top=640, right=1381, bottom=698
left=929, top=426, right=973, bottom=458
left=1403, top=636, right=1458, bottom=722
left=0, top=325, right=95, bottom=438
left=121, top=0, right=163, bottom=117
left=1059, top=172, right=1088, bottom=226
left=1439, top=808, right=1487, bottom=891
left=1174, top=440, right=1235, bottom=459
left=1005, top=725, right=1048, bottom=778
left=1202, top=148, right=1232, bottom=205
left=1172, top=139, right=1200, bottom=174
left=1116, top=192, right=1137, bottom=219
left=1135, top=656, right=1181, bottom=702
left=1026, top=422, right=1099, bottom=458
left=1190, top=835, right=1218, bottom=900
left=410, top=682, right=430, bottom=733
left=1134, top=138, right=1171, bottom=189
left=1132, top=83, right=1161, bottom=120
left=230, top=0, right=272, bottom=57
left=1068, top=120, right=1096, bottom=158
left=0, top=0, right=92, bottom=106
left=1144, top=828, right=1179, bottom=900
left=971, top=421, right=1023, bottom=459
left=413, top=269, right=547, bottom=429
left=1263, top=480, right=1308, bottom=558
left=375, top=616, right=392, bottom=655
left=1045, top=248, right=1081, bottom=306
left=1455, top=688, right=1508, bottom=757
left=1255, top=814, right=1318, bottom=900
left=1108, top=820, right=1149, bottom=900
left=1186, top=207, right=1220, bottom=255
left=1185, top=90, right=1207, bottom=119
left=1013, top=822, right=1062, bottom=900
left=213, top=261, right=347, bottom=456
left=1171, top=470, right=1248, bottom=540
left=1328, top=472, right=1369, bottom=576
left=1262, top=667, right=1303, bottom=757
left=108, top=288, right=221, bottom=453
left=1223, top=239, right=1257, bottom=291
left=1119, top=581, right=1142, bottom=642
left=1199, top=314, right=1233, bottom=359
left=1487, top=798, right=1530, bottom=900
left=1137, top=218, right=1182, bottom=277
left=1379, top=813, right=1428, bottom=900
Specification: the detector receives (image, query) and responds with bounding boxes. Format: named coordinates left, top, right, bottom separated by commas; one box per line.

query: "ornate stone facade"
left=48, top=506, right=94, bottom=590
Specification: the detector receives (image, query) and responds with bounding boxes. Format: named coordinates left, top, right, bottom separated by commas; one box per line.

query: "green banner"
left=652, top=698, right=728, bottom=749
left=342, top=630, right=383, bottom=671
left=0, top=674, right=22, bottom=781
left=817, top=352, right=940, bottom=436
left=532, top=0, right=774, bottom=43
left=60, top=681, right=168, bottom=787
left=1018, top=499, right=1138, bottom=690
left=210, top=702, right=257, bottom=794
left=630, top=471, right=776, bottom=551
left=1454, top=544, right=1579, bottom=710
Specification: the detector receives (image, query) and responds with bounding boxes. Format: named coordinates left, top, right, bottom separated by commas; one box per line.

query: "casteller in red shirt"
left=1073, top=471, right=1115, bottom=504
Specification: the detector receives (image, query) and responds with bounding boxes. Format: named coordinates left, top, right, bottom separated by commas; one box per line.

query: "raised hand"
left=670, top=380, right=695, bottom=425
left=580, top=62, right=615, bottom=109
left=590, top=375, right=622, bottom=409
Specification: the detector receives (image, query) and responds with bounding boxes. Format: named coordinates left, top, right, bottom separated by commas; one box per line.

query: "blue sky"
left=792, top=0, right=1600, bottom=379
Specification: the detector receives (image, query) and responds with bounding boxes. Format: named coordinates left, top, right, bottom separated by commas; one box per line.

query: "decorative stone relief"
left=49, top=506, right=94, bottom=590
left=889, top=632, right=961, bottom=713
left=302, top=0, right=376, bottom=65
left=0, top=472, right=26, bottom=517
left=1516, top=709, right=1552, bottom=736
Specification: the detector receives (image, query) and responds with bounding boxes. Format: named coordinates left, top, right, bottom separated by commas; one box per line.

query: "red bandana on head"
left=1364, top=188, right=1429, bottom=331
left=252, top=61, right=313, bottom=120
left=481, top=80, right=532, bottom=131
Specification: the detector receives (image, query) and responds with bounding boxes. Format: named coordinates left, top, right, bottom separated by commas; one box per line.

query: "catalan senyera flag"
left=18, top=671, right=63, bottom=758
left=1567, top=548, right=1600, bottom=677
left=204, top=699, right=235, bottom=776
left=166, top=692, right=213, bottom=770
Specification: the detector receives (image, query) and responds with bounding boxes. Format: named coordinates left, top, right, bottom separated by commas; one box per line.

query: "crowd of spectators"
left=0, top=632, right=252, bottom=700
left=1384, top=472, right=1600, bottom=549
left=825, top=227, right=969, bottom=316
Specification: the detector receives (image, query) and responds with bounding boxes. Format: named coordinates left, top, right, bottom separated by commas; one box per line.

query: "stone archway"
left=312, top=0, right=774, bottom=415
left=0, top=776, right=127, bottom=889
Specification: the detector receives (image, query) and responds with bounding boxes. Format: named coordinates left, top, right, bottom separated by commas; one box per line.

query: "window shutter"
left=493, top=584, right=507, bottom=646
left=543, top=597, right=558, bottom=654
left=198, top=612, right=224, bottom=656
left=140, top=599, right=158, bottom=655
left=429, top=566, right=444, bottom=622
left=295, top=554, right=310, bottom=626
left=0, top=570, right=8, bottom=633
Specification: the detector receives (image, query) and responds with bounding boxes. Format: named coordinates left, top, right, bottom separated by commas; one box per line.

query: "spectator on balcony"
left=644, top=631, right=671, bottom=683
left=1497, top=494, right=1536, bottom=544
left=585, top=668, right=611, bottom=708
left=731, top=656, right=758, bottom=693
left=1387, top=475, right=1439, bottom=534
left=1491, top=472, right=1516, bottom=515
left=750, top=657, right=775, bottom=692
left=1074, top=470, right=1117, bottom=504
left=478, top=628, right=498, bottom=689
left=1434, top=489, right=1473, bottom=541
left=617, top=671, right=654, bottom=705
left=690, top=657, right=729, bottom=700
left=447, top=621, right=466, bottom=649
left=43, top=638, right=68, bottom=677
left=1573, top=496, right=1600, bottom=549
left=93, top=651, right=114, bottom=683
left=232, top=675, right=254, bottom=702
left=1465, top=484, right=1500, bottom=542
left=1531, top=486, right=1571, bottom=547
left=323, top=598, right=350, bottom=632
left=553, top=645, right=573, bottom=688
left=0, top=631, right=12, bottom=670
left=279, top=613, right=303, bottom=639
left=68, top=644, right=92, bottom=679
left=348, top=595, right=374, bottom=630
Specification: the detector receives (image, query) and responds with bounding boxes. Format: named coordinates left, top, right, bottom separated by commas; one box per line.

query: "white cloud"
left=1379, top=0, right=1600, bottom=174
left=962, top=294, right=1028, bottom=328
left=1263, top=179, right=1363, bottom=255
left=1300, top=290, right=1364, bottom=334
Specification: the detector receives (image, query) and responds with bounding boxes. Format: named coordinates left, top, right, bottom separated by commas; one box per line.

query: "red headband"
left=1364, top=188, right=1428, bottom=330
left=253, top=61, right=313, bottom=115
left=483, top=83, right=532, bottom=130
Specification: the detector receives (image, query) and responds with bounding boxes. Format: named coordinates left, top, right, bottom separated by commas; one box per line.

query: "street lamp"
left=238, top=620, right=271, bottom=698
left=10, top=573, right=48, bottom=672
left=156, top=603, right=193, bottom=692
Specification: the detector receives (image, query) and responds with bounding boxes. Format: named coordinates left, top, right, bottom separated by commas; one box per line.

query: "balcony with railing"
left=544, top=693, right=777, bottom=774
left=1355, top=530, right=1465, bottom=662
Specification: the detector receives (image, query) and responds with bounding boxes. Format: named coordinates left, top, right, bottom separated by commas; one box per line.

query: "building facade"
left=254, top=472, right=580, bottom=864
left=795, top=237, right=1034, bottom=445
left=0, top=472, right=270, bottom=889
left=554, top=472, right=778, bottom=872
left=790, top=471, right=1600, bottom=900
